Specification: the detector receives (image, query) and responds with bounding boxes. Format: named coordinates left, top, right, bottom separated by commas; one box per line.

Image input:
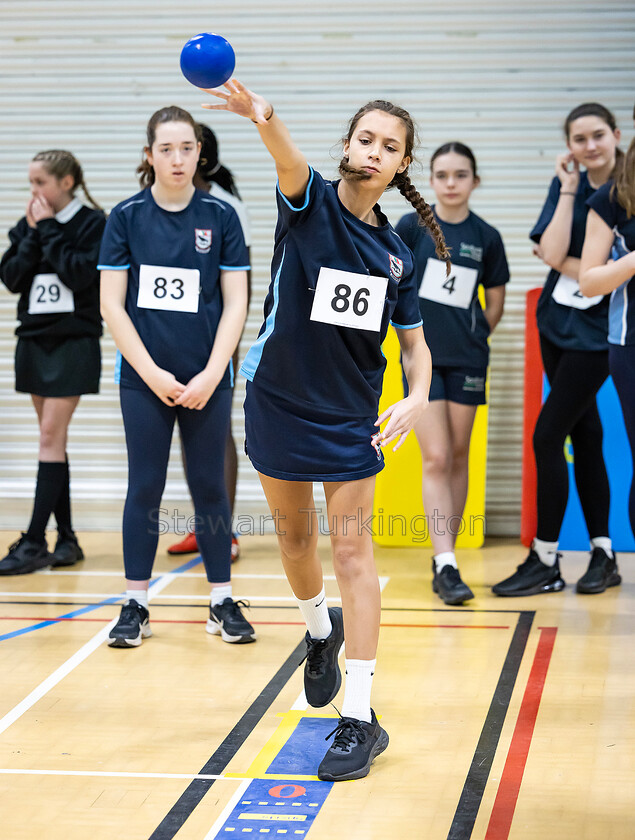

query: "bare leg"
left=31, top=395, right=79, bottom=461
left=446, top=401, right=478, bottom=545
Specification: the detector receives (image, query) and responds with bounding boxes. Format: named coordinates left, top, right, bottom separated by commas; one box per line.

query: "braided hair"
left=339, top=100, right=451, bottom=274
left=32, top=150, right=102, bottom=211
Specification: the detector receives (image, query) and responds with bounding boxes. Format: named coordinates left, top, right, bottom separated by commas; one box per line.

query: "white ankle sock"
left=340, top=658, right=375, bottom=723
left=211, top=584, right=232, bottom=607
left=295, top=586, right=331, bottom=640
left=591, top=537, right=614, bottom=558
left=533, top=538, right=559, bottom=566
left=434, top=551, right=457, bottom=570
left=127, top=589, right=148, bottom=609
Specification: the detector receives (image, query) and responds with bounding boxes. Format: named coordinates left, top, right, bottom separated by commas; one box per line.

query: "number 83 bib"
left=310, top=267, right=388, bottom=332
left=419, top=258, right=477, bottom=309
left=137, top=264, right=200, bottom=313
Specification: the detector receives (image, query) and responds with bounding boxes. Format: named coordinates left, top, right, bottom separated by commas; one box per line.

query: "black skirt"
left=15, top=335, right=101, bottom=397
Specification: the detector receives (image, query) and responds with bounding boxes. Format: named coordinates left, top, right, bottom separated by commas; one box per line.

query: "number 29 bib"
left=137, top=264, right=200, bottom=313
left=28, top=274, right=75, bottom=315
left=310, top=267, right=388, bottom=332
left=419, top=259, right=478, bottom=309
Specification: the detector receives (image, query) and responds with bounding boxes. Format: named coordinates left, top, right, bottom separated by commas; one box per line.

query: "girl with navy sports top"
left=203, top=80, right=448, bottom=781
left=581, top=104, right=635, bottom=540
left=0, top=150, right=105, bottom=575
left=494, top=103, right=623, bottom=598
left=396, top=143, right=509, bottom=606
left=99, top=106, right=255, bottom=647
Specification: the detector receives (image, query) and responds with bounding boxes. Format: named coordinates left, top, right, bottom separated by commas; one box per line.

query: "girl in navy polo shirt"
left=494, top=103, right=623, bottom=598
left=581, top=106, right=635, bottom=540
left=396, top=143, right=509, bottom=606
left=204, top=80, right=448, bottom=781
left=0, top=150, right=104, bottom=575
left=99, top=106, right=254, bottom=647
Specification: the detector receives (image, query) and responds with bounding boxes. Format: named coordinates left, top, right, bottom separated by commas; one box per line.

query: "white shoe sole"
left=206, top=618, right=256, bottom=644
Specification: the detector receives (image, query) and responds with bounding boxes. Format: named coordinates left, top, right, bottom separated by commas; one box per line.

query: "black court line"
left=147, top=637, right=306, bottom=840
left=447, top=610, right=535, bottom=840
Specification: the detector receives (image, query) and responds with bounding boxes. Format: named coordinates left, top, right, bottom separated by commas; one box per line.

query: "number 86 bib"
left=310, top=267, right=388, bottom=332
left=137, top=264, right=200, bottom=313
left=419, top=258, right=478, bottom=309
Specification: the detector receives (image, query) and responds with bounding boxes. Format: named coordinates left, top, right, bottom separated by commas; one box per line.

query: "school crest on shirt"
left=195, top=228, right=212, bottom=254
left=389, top=254, right=403, bottom=281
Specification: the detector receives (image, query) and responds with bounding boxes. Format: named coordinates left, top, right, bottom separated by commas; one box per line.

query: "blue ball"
left=180, top=32, right=235, bottom=89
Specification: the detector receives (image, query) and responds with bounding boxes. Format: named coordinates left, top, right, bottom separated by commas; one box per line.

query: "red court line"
left=484, top=626, right=558, bottom=840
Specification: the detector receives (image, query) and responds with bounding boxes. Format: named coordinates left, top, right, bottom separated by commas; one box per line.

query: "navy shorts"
left=244, top=381, right=384, bottom=482
left=403, top=364, right=487, bottom=406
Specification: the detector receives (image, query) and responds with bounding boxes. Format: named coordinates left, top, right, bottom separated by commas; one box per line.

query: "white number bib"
left=28, top=273, right=74, bottom=315
left=419, top=259, right=478, bottom=310
left=137, top=264, right=200, bottom=313
left=310, top=267, right=387, bottom=332
left=552, top=274, right=603, bottom=310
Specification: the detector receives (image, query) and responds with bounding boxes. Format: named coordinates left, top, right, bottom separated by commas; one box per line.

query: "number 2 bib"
left=310, top=267, right=387, bottom=332
left=419, top=259, right=478, bottom=310
left=137, top=264, right=200, bottom=313
left=552, top=274, right=603, bottom=310
left=28, top=274, right=75, bottom=315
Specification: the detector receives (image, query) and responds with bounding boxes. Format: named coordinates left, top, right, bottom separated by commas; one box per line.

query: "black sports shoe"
left=317, top=709, right=389, bottom=781
left=207, top=598, right=256, bottom=644
left=50, top=533, right=84, bottom=568
left=432, top=561, right=474, bottom=605
left=0, top=534, right=51, bottom=575
left=493, top=549, right=565, bottom=596
left=108, top=600, right=152, bottom=647
left=301, top=606, right=344, bottom=708
left=576, top=547, right=621, bottom=594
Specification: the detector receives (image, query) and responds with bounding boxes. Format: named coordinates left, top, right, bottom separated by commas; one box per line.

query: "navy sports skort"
left=244, top=382, right=384, bottom=482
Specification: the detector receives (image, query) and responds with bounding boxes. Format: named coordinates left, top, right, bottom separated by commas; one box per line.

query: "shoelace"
left=120, top=601, right=144, bottom=623
left=443, top=566, right=462, bottom=584
left=299, top=636, right=329, bottom=676
left=325, top=716, right=368, bottom=750
left=221, top=599, right=250, bottom=619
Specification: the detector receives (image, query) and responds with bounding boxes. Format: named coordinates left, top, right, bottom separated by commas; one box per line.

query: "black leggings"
left=120, top=385, right=232, bottom=582
left=609, top=344, right=635, bottom=538
left=533, top=334, right=610, bottom=543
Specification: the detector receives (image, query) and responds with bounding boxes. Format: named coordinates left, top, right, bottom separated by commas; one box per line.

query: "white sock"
left=340, top=658, right=375, bottom=724
left=591, top=537, right=614, bottom=558
left=434, top=551, right=457, bottom=570
left=295, top=586, right=331, bottom=640
left=126, top=589, right=148, bottom=609
left=211, top=584, right=232, bottom=607
left=533, top=538, right=559, bottom=566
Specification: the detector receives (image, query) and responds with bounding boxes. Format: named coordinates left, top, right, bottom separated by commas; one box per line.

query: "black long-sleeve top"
left=0, top=202, right=106, bottom=339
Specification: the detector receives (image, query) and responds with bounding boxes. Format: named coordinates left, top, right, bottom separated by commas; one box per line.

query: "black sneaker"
left=317, top=709, right=389, bottom=781
left=108, top=600, right=152, bottom=647
left=493, top=549, right=565, bottom=596
left=576, top=547, right=621, bottom=594
left=207, top=598, right=256, bottom=644
left=0, top=534, right=51, bottom=575
left=432, top=561, right=474, bottom=605
left=50, top=533, right=84, bottom=568
left=301, top=606, right=344, bottom=708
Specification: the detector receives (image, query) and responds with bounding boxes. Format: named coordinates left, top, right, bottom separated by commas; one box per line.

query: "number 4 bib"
left=310, top=267, right=387, bottom=332
left=419, top=259, right=478, bottom=309
left=137, top=264, right=200, bottom=313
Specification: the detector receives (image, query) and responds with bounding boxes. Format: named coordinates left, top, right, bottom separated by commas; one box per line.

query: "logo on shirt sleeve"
left=389, top=254, right=403, bottom=281
left=195, top=228, right=212, bottom=254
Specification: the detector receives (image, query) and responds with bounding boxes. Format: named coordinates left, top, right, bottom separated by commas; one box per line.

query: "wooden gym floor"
left=0, top=531, right=633, bottom=840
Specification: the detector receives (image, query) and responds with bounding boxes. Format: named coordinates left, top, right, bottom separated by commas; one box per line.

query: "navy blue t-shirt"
left=98, top=188, right=249, bottom=391
left=587, top=181, right=635, bottom=347
left=531, top=172, right=609, bottom=352
left=396, top=208, right=509, bottom=368
left=240, top=168, right=422, bottom=418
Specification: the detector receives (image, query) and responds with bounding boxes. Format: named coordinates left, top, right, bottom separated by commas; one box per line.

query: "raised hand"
left=201, top=78, right=272, bottom=125
left=555, top=152, right=580, bottom=194
left=30, top=195, right=55, bottom=223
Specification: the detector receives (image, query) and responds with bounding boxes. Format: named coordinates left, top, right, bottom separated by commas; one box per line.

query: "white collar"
left=55, top=197, right=83, bottom=224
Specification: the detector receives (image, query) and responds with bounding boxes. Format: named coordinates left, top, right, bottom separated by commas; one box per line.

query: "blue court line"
left=0, top=555, right=203, bottom=643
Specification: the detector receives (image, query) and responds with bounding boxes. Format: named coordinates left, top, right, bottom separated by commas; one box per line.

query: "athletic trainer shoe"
left=301, top=606, right=344, bottom=708
left=167, top=531, right=198, bottom=554
left=432, top=561, right=474, bottom=605
left=576, top=547, right=621, bottom=594
left=207, top=598, right=256, bottom=643
left=492, top=550, right=565, bottom=596
left=108, top=599, right=152, bottom=647
left=50, top=533, right=84, bottom=568
left=317, top=709, right=389, bottom=781
left=0, top=534, right=51, bottom=575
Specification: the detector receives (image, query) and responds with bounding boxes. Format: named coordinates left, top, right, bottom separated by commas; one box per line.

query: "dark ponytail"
left=196, top=124, right=241, bottom=198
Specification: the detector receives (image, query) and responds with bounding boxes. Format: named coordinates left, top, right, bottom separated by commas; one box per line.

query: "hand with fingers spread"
left=374, top=394, right=429, bottom=453
left=201, top=78, right=273, bottom=125
left=555, top=152, right=580, bottom=195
